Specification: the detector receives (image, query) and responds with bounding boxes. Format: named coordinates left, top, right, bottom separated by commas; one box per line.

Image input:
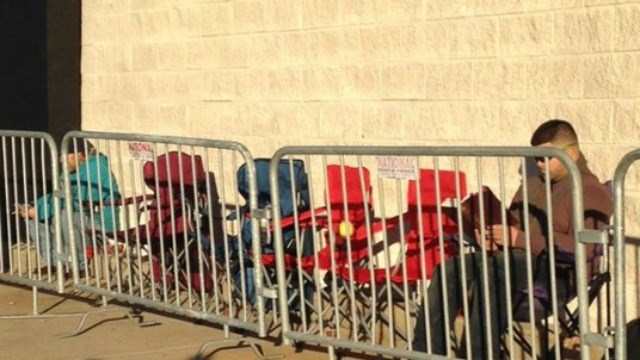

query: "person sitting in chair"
left=17, top=139, right=121, bottom=277
left=413, top=119, right=613, bottom=358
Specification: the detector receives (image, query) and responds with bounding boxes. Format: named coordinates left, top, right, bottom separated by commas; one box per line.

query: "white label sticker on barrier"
left=376, top=156, right=417, bottom=180
left=127, top=141, right=154, bottom=161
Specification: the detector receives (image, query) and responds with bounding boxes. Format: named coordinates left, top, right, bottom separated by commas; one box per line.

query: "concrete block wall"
left=82, top=1, right=640, bottom=318
left=81, top=2, right=640, bottom=211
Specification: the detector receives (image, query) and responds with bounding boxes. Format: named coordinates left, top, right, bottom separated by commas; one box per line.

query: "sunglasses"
left=534, top=143, right=575, bottom=163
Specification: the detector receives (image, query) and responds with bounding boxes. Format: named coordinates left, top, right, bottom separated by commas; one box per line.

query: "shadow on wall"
left=0, top=0, right=80, bottom=144
left=0, top=1, right=47, bottom=132
left=0, top=1, right=80, bottom=271
left=204, top=171, right=225, bottom=247
left=0, top=141, right=54, bottom=272
left=629, top=237, right=640, bottom=318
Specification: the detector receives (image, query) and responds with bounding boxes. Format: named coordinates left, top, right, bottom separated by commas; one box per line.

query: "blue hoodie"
left=35, top=153, right=121, bottom=233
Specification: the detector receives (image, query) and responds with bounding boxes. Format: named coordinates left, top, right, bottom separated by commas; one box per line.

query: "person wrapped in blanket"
left=16, top=139, right=121, bottom=277
left=413, top=119, right=613, bottom=358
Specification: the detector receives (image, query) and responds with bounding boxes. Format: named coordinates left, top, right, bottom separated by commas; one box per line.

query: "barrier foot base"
left=0, top=285, right=85, bottom=320
left=64, top=305, right=159, bottom=337
left=0, top=312, right=85, bottom=320
left=194, top=337, right=284, bottom=360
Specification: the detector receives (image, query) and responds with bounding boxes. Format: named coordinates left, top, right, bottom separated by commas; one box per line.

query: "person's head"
left=530, top=119, right=580, bottom=181
left=63, top=140, right=94, bottom=172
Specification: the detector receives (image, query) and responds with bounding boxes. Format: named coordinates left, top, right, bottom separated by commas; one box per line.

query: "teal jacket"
left=35, top=154, right=121, bottom=233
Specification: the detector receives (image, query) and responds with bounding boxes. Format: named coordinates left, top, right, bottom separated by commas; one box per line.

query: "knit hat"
left=67, top=139, right=94, bottom=154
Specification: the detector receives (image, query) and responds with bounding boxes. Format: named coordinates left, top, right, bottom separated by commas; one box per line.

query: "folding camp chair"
left=261, top=164, right=377, bottom=335
left=238, top=163, right=387, bottom=336
left=508, top=182, right=613, bottom=359
left=143, top=151, right=213, bottom=300
left=85, top=151, right=213, bottom=304
left=232, top=158, right=313, bottom=317
left=337, top=168, right=467, bottom=347
left=509, top=247, right=611, bottom=359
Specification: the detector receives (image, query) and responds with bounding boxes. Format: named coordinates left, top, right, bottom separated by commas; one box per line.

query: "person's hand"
left=15, top=204, right=35, bottom=219
left=474, top=224, right=519, bottom=252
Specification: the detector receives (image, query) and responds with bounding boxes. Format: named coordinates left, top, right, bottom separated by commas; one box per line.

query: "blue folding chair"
left=231, top=158, right=313, bottom=309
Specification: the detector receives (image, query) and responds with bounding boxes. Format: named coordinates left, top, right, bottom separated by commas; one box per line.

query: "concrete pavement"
left=0, top=282, right=332, bottom=360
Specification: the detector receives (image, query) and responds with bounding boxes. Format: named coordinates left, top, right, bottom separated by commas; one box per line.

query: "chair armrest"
left=82, top=194, right=154, bottom=213
left=82, top=194, right=153, bottom=208
left=239, top=205, right=328, bottom=230
left=348, top=213, right=409, bottom=241
left=281, top=206, right=328, bottom=228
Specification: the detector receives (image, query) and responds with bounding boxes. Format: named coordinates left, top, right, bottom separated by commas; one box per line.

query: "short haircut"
left=67, top=139, right=94, bottom=155
left=530, top=119, right=578, bottom=147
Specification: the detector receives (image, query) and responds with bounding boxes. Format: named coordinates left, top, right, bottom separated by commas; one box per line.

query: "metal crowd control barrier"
left=268, top=146, right=598, bottom=360
left=610, top=149, right=640, bottom=360
left=60, top=131, right=271, bottom=355
left=0, top=130, right=68, bottom=317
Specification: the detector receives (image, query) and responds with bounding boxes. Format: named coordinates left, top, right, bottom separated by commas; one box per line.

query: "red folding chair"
left=259, top=164, right=378, bottom=334
left=86, top=151, right=212, bottom=303
left=337, top=168, right=467, bottom=347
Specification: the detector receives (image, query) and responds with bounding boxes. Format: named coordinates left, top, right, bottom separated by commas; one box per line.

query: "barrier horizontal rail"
left=0, top=130, right=64, bottom=294
left=60, top=131, right=268, bottom=338
left=268, top=146, right=607, bottom=360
